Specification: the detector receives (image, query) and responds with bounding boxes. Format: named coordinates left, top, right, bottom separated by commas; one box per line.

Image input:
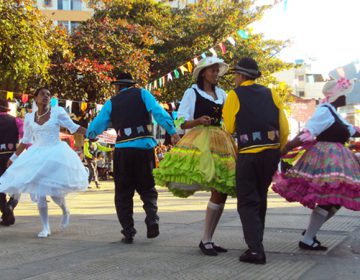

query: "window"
left=298, top=75, right=305, bottom=81
left=70, top=21, right=81, bottom=33
left=58, top=0, right=70, bottom=10
left=44, top=0, right=52, bottom=6
left=71, top=0, right=82, bottom=10
left=58, top=21, right=70, bottom=32
left=299, top=91, right=305, bottom=97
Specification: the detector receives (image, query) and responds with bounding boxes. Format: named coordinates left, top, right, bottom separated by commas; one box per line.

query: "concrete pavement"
left=0, top=181, right=359, bottom=280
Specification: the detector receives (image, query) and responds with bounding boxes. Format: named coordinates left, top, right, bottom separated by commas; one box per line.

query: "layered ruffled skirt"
left=272, top=141, right=360, bottom=210
left=153, top=125, right=237, bottom=197
left=0, top=141, right=89, bottom=197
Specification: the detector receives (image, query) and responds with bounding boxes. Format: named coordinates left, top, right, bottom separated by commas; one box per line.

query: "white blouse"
left=177, top=84, right=227, bottom=121
left=305, top=103, right=356, bottom=137
left=21, top=106, right=80, bottom=145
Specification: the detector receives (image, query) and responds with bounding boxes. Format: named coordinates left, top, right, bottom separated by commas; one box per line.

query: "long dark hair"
left=196, top=68, right=216, bottom=91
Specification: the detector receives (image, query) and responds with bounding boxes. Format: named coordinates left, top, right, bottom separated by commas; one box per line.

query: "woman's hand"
left=195, top=115, right=211, bottom=126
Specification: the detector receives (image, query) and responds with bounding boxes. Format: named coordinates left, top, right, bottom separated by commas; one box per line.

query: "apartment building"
left=36, top=0, right=93, bottom=33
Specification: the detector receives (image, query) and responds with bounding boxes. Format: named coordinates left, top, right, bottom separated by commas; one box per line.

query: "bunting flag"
left=179, top=65, right=189, bottom=75
left=80, top=102, right=88, bottom=111
left=65, top=100, right=72, bottom=113
left=283, top=0, right=288, bottom=11
left=6, top=91, right=13, bottom=101
left=149, top=83, right=152, bottom=91
left=21, top=94, right=29, bottom=103
left=96, top=104, right=103, bottom=112
left=209, top=47, right=217, bottom=57
left=237, top=30, right=249, bottom=39
left=336, top=67, right=346, bottom=78
left=146, top=28, right=251, bottom=90
left=354, top=62, right=360, bottom=73
left=227, top=36, right=236, bottom=46
left=50, top=97, right=58, bottom=107
left=187, top=61, right=193, bottom=73
left=219, top=42, right=226, bottom=54
left=167, top=73, right=173, bottom=81
left=174, top=69, right=180, bottom=79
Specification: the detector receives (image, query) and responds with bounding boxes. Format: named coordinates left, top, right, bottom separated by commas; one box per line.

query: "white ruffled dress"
left=0, top=106, right=89, bottom=197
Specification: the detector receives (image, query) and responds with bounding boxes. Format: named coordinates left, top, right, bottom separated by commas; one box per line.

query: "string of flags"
left=0, top=89, right=104, bottom=116
left=145, top=28, right=251, bottom=93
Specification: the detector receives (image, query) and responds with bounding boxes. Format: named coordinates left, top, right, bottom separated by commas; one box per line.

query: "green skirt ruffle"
left=153, top=125, right=237, bottom=198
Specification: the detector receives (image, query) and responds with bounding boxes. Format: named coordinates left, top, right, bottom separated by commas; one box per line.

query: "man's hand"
left=6, top=159, right=13, bottom=168
left=171, top=133, right=181, bottom=145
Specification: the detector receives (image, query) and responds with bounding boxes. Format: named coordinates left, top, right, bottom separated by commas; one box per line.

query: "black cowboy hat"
left=0, top=99, right=10, bottom=112
left=230, top=57, right=262, bottom=79
left=111, top=72, right=136, bottom=86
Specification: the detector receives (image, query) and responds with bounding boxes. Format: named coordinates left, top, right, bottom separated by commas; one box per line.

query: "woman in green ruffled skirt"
left=153, top=57, right=237, bottom=256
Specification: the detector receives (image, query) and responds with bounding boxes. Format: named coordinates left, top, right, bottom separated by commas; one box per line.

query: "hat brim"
left=193, top=60, right=229, bottom=80
left=111, top=79, right=136, bottom=85
left=229, top=67, right=262, bottom=79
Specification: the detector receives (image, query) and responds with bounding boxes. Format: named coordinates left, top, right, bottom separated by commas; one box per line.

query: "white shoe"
left=37, top=228, right=51, bottom=238
left=60, top=212, right=70, bottom=230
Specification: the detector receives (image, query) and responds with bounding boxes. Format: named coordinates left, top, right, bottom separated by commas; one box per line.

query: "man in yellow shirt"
left=223, top=57, right=289, bottom=264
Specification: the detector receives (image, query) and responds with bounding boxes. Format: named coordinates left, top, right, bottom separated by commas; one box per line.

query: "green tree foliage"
left=58, top=0, right=292, bottom=103
left=0, top=0, right=70, bottom=92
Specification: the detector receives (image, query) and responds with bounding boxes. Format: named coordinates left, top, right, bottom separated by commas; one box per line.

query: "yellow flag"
left=6, top=91, right=14, bottom=100
left=187, top=61, right=193, bottom=73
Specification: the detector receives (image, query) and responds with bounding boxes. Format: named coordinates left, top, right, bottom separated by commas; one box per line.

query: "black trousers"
left=236, top=149, right=280, bottom=253
left=113, top=148, right=158, bottom=236
left=0, top=156, right=18, bottom=221
left=86, top=157, right=99, bottom=184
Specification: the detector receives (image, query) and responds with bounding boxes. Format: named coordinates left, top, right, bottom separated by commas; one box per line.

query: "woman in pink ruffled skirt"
left=273, top=78, right=360, bottom=251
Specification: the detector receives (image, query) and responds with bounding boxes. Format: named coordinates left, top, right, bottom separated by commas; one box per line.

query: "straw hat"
left=192, top=57, right=229, bottom=80
left=322, top=78, right=356, bottom=103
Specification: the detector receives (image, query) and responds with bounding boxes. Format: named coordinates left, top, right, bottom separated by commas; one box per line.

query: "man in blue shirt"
left=87, top=72, right=180, bottom=244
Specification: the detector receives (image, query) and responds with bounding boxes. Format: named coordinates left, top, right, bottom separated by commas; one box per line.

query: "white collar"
left=191, top=84, right=225, bottom=104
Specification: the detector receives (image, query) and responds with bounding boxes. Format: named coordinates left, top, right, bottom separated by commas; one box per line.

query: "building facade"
left=36, top=0, right=93, bottom=33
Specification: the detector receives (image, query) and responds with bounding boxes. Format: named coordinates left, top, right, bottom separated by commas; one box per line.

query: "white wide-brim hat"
left=322, top=78, right=356, bottom=103
left=192, top=57, right=229, bottom=80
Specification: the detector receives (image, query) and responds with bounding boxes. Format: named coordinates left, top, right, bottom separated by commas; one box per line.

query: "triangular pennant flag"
left=65, top=100, right=72, bottom=113
left=50, top=97, right=58, bottom=107
left=194, top=57, right=199, bottom=65
left=218, top=43, right=226, bottom=54
left=237, top=30, right=249, bottom=39
left=81, top=102, right=88, bottom=111
left=179, top=65, right=189, bottom=75
left=159, top=77, right=163, bottom=88
left=149, top=83, right=152, bottom=91
left=162, top=76, right=166, bottom=86
left=209, top=47, right=217, bottom=57
left=21, top=94, right=29, bottom=103
left=283, top=0, right=288, bottom=11
left=167, top=73, right=173, bottom=81
left=174, top=69, right=180, bottom=79
left=187, top=61, right=193, bottom=73
left=6, top=91, right=13, bottom=101
left=201, top=53, right=207, bottom=59
left=227, top=36, right=236, bottom=46
left=96, top=104, right=103, bottom=112
left=336, top=67, right=346, bottom=78
left=154, top=80, right=158, bottom=89
left=354, top=62, right=360, bottom=73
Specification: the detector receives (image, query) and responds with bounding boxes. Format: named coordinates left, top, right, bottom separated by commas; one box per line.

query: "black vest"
left=0, top=114, right=19, bottom=157
left=193, top=88, right=222, bottom=126
left=234, top=84, right=280, bottom=151
left=316, top=105, right=350, bottom=144
left=110, top=88, right=153, bottom=143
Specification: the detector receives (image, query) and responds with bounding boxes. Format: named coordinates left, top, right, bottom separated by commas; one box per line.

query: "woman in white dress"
left=0, top=87, right=89, bottom=237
